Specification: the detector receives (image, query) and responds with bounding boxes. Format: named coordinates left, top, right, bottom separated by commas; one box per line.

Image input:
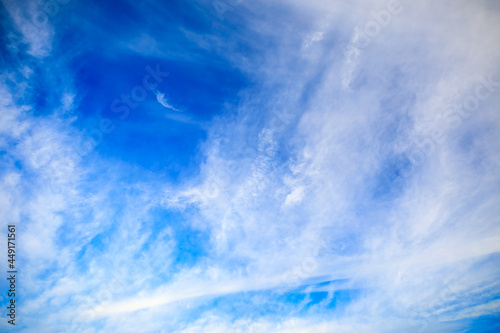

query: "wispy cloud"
left=156, top=91, right=181, bottom=112
left=1, top=0, right=500, bottom=332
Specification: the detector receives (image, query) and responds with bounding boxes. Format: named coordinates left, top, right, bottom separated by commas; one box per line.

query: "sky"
left=0, top=0, right=500, bottom=332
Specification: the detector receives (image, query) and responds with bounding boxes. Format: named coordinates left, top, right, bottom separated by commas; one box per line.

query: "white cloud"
left=2, top=0, right=500, bottom=332
left=283, top=186, right=305, bottom=207
left=2, top=0, right=55, bottom=58
left=151, top=1, right=500, bottom=331
left=156, top=91, right=181, bottom=112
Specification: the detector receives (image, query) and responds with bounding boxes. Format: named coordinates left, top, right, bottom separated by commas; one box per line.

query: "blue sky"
left=1, top=0, right=500, bottom=332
